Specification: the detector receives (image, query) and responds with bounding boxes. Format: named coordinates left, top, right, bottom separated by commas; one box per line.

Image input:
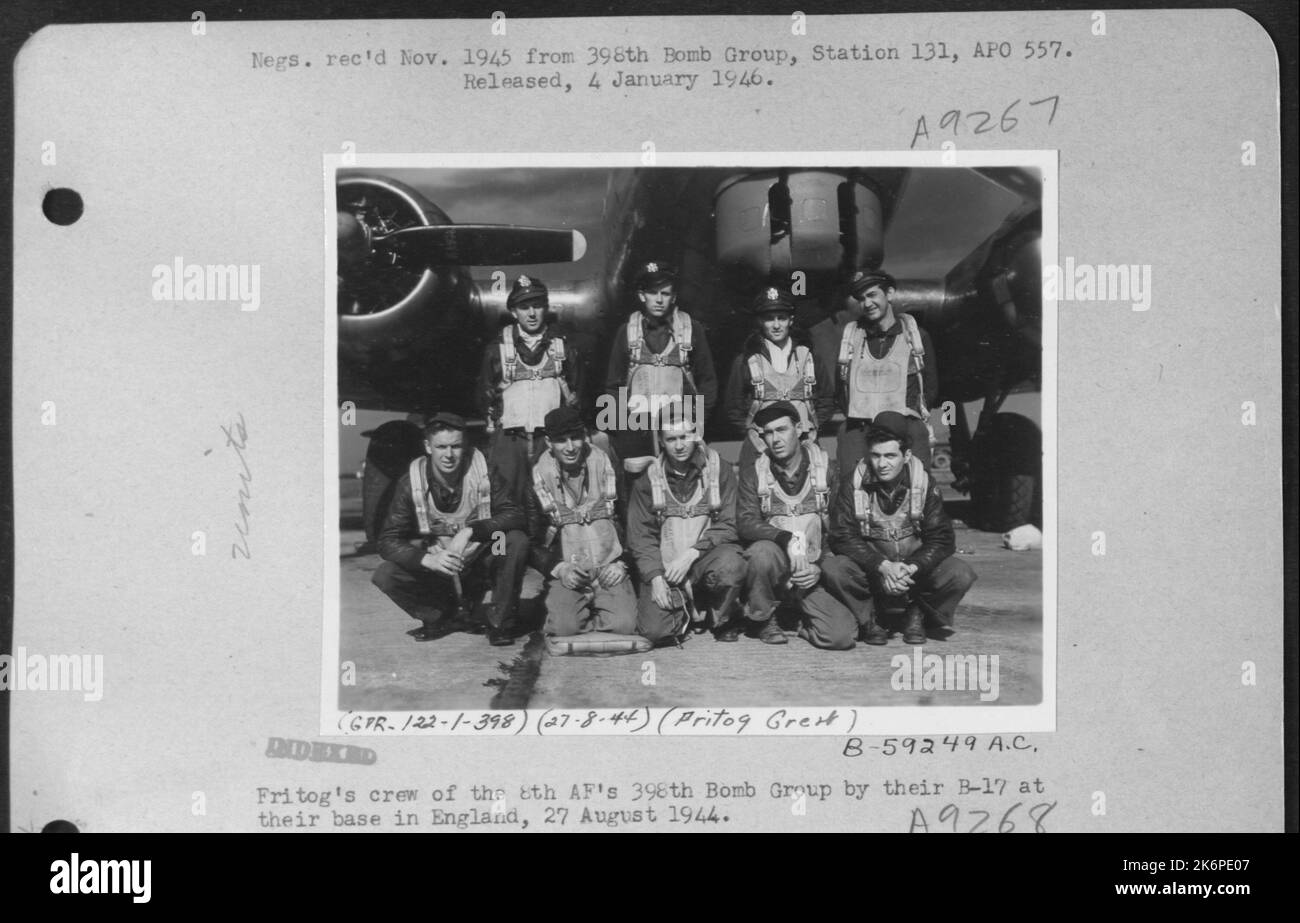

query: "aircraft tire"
left=967, top=412, right=1041, bottom=533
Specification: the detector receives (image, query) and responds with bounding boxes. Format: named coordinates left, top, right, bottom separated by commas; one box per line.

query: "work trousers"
left=636, top=543, right=746, bottom=643
left=743, top=540, right=857, bottom=650
left=371, top=529, right=530, bottom=628
left=543, top=577, right=638, bottom=636
left=820, top=553, right=976, bottom=628
left=489, top=429, right=547, bottom=508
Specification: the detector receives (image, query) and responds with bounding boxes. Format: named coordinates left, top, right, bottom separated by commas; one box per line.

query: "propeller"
left=336, top=173, right=587, bottom=323
left=375, top=224, right=587, bottom=267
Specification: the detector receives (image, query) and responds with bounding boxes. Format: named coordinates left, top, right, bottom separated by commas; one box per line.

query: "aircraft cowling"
left=713, top=170, right=885, bottom=283
left=923, top=212, right=1042, bottom=403
left=336, top=174, right=476, bottom=368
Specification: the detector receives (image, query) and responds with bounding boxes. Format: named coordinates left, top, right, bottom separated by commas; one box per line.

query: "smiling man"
left=371, top=412, right=530, bottom=647
left=626, top=403, right=744, bottom=645
left=731, top=401, right=856, bottom=649
left=530, top=406, right=638, bottom=639
left=823, top=419, right=976, bottom=645
left=835, top=268, right=938, bottom=477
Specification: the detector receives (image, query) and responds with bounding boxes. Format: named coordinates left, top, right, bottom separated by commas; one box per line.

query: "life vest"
left=626, top=310, right=696, bottom=405
left=498, top=327, right=569, bottom=432
left=852, top=455, right=929, bottom=561
left=754, top=444, right=830, bottom=561
left=837, top=313, right=928, bottom=421
left=745, top=342, right=817, bottom=452
left=408, top=450, right=492, bottom=553
left=647, top=447, right=723, bottom=570
left=532, top=446, right=623, bottom=570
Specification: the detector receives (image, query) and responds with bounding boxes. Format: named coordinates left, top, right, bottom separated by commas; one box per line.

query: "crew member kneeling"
left=731, top=401, right=857, bottom=650
left=823, top=420, right=976, bottom=644
left=531, top=406, right=637, bottom=637
left=371, top=412, right=529, bottom=647
left=627, top=404, right=744, bottom=645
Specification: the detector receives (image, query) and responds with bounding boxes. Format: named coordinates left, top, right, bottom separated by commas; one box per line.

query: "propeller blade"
left=376, top=225, right=587, bottom=266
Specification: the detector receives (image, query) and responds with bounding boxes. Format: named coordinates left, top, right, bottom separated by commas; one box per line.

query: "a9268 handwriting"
left=909, top=801, right=1056, bottom=833
left=222, top=413, right=251, bottom=559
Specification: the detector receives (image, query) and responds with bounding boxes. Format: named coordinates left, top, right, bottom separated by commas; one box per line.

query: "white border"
left=321, top=149, right=1057, bottom=737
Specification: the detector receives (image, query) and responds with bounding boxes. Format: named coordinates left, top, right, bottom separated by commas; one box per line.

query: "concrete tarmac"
left=336, top=475, right=1042, bottom=712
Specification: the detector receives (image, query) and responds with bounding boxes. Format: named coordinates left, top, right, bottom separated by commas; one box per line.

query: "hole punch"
left=42, top=819, right=80, bottom=833
left=42, top=187, right=83, bottom=225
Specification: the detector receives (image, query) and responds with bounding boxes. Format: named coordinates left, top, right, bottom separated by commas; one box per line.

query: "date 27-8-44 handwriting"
left=222, top=413, right=252, bottom=559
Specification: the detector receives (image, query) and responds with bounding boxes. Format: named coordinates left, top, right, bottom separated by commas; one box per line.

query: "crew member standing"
left=530, top=406, right=638, bottom=638
left=723, top=285, right=830, bottom=472
left=604, top=261, right=718, bottom=474
left=835, top=269, right=938, bottom=477
left=477, top=274, right=582, bottom=506
left=371, top=412, right=530, bottom=647
left=626, top=405, right=744, bottom=645
left=823, top=420, right=976, bottom=645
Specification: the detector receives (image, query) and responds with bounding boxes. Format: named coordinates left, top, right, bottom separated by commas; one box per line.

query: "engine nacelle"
left=336, top=173, right=474, bottom=367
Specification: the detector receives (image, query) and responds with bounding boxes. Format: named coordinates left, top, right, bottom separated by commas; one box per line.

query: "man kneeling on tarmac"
left=823, top=415, right=976, bottom=645
left=626, top=402, right=745, bottom=645
left=371, top=412, right=530, bottom=647
left=530, top=406, right=638, bottom=638
left=729, top=401, right=857, bottom=649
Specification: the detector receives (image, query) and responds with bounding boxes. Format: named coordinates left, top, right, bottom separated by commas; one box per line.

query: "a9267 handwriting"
left=909, top=94, right=1060, bottom=148
left=222, top=413, right=252, bottom=559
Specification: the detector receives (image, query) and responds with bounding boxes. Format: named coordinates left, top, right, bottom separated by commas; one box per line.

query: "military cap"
left=752, top=401, right=802, bottom=430
left=848, top=269, right=897, bottom=297
left=752, top=285, right=796, bottom=315
left=423, top=411, right=468, bottom=434
left=634, top=260, right=677, bottom=290
left=869, top=411, right=911, bottom=442
left=543, top=405, right=586, bottom=439
left=507, top=274, right=549, bottom=309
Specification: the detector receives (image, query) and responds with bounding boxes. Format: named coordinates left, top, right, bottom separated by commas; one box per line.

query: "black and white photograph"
left=5, top=4, right=1287, bottom=841
left=324, top=154, right=1055, bottom=727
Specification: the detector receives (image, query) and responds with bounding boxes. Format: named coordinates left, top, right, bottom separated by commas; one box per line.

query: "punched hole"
left=42, top=188, right=83, bottom=225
